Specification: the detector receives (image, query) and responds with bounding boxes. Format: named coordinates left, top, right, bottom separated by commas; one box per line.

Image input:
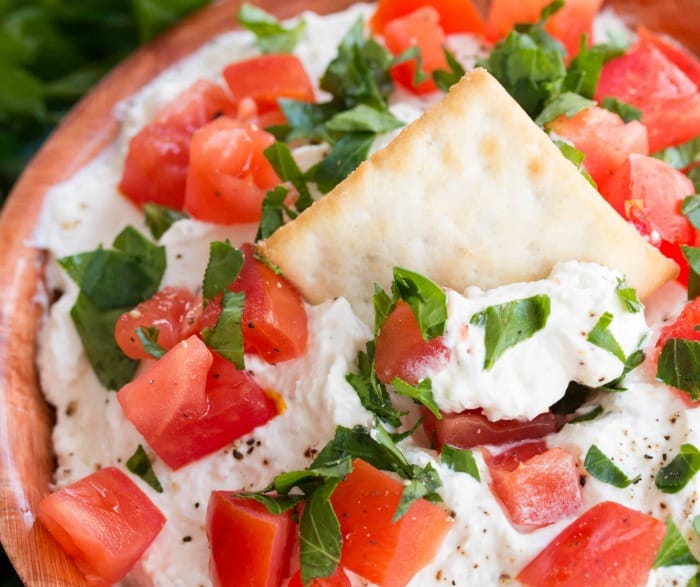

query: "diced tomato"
left=330, top=459, right=452, bottom=587
left=422, top=408, right=562, bottom=451
left=115, top=286, right=196, bottom=360
left=486, top=440, right=548, bottom=469
left=595, top=45, right=700, bottom=152
left=375, top=300, right=450, bottom=385
left=207, top=492, right=295, bottom=587
left=118, top=123, right=191, bottom=209
left=287, top=566, right=352, bottom=587
left=230, top=244, right=308, bottom=363
left=600, top=154, right=695, bottom=255
left=517, top=501, right=665, bottom=587
left=384, top=7, right=449, bottom=95
left=222, top=55, right=315, bottom=114
left=184, top=117, right=279, bottom=224
left=485, top=445, right=582, bottom=528
left=547, top=106, right=648, bottom=187
left=154, top=80, right=237, bottom=134
left=117, top=335, right=277, bottom=469
left=486, top=0, right=604, bottom=57
left=37, top=467, right=165, bottom=586
left=638, top=26, right=700, bottom=90
left=370, top=0, right=485, bottom=35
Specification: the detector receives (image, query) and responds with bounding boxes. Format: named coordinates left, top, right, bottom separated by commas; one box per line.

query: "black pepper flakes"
left=233, top=449, right=244, bottom=460
left=182, top=535, right=192, bottom=543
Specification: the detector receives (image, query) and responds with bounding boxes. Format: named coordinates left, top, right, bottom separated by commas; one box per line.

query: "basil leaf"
left=653, top=517, right=698, bottom=568
left=655, top=444, right=700, bottom=494
left=688, top=572, right=700, bottom=587
left=299, top=479, right=342, bottom=585
left=470, top=295, right=550, bottom=370
left=325, top=104, right=404, bottom=134
left=274, top=458, right=353, bottom=495
left=305, top=132, right=374, bottom=194
left=345, top=342, right=403, bottom=427
left=535, top=91, right=594, bottom=126
left=279, top=99, right=342, bottom=142
left=204, top=290, right=245, bottom=369
left=392, top=267, right=447, bottom=340
left=372, top=420, right=411, bottom=472
left=391, top=377, right=441, bottom=419
left=432, top=47, right=466, bottom=93
left=372, top=283, right=395, bottom=336
left=657, top=338, right=700, bottom=401
left=682, top=196, right=700, bottom=231
left=143, top=203, right=188, bottom=240
left=569, top=404, right=603, bottom=423
left=256, top=186, right=291, bottom=241
left=601, top=97, right=642, bottom=123
left=691, top=168, right=700, bottom=198
left=126, top=444, right=163, bottom=493
left=202, top=242, right=244, bottom=302
left=312, top=425, right=400, bottom=473
left=112, top=226, right=166, bottom=292
left=264, top=141, right=313, bottom=212
left=587, top=312, right=626, bottom=362
left=599, top=346, right=645, bottom=392
left=391, top=45, right=428, bottom=86
left=564, top=38, right=622, bottom=98
left=441, top=445, right=480, bottom=480
left=653, top=135, right=700, bottom=170
left=394, top=463, right=441, bottom=521
left=135, top=326, right=166, bottom=359
left=584, top=444, right=640, bottom=487
left=237, top=492, right=304, bottom=514
left=615, top=277, right=642, bottom=313
left=236, top=2, right=306, bottom=54
left=682, top=246, right=700, bottom=300
left=554, top=140, right=596, bottom=187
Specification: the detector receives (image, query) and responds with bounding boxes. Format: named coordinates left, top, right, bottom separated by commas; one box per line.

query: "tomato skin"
left=118, top=123, right=191, bottom=209
left=287, top=566, right=352, bottom=587
left=595, top=45, right=700, bottom=152
left=375, top=301, right=450, bottom=385
left=223, top=54, right=315, bottom=114
left=422, top=407, right=562, bottom=451
left=383, top=7, right=449, bottom=95
left=231, top=244, right=308, bottom=363
left=485, top=445, right=582, bottom=528
left=547, top=106, right=648, bottom=187
left=37, top=467, right=165, bottom=586
left=207, top=492, right=295, bottom=587
left=330, top=459, right=452, bottom=587
left=517, top=501, right=665, bottom=587
left=370, top=0, right=485, bottom=35
left=638, top=26, right=700, bottom=90
left=184, top=117, right=279, bottom=224
left=115, top=286, right=196, bottom=360
left=117, top=335, right=277, bottom=469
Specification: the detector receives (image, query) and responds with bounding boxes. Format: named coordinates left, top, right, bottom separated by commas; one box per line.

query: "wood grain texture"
left=0, top=0, right=697, bottom=585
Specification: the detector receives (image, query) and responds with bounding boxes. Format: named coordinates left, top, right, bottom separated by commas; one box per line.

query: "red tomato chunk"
left=330, top=459, right=453, bottom=587
left=370, top=0, right=485, bottom=35
left=486, top=443, right=582, bottom=528
left=117, top=335, right=277, bottom=469
left=287, top=566, right=352, bottom=587
left=517, top=501, right=665, bottom=587
left=37, top=467, right=165, bottom=586
left=207, top=492, right=295, bottom=587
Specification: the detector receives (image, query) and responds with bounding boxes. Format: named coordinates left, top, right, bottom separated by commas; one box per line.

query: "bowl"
left=0, top=0, right=697, bottom=585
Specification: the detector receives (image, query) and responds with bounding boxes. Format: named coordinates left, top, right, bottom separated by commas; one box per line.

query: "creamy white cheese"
left=35, top=3, right=700, bottom=587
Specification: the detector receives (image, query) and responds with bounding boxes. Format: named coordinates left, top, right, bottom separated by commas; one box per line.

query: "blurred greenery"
left=0, top=0, right=212, bottom=203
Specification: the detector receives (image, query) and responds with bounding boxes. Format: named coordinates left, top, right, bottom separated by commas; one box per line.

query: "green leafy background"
left=0, top=0, right=212, bottom=580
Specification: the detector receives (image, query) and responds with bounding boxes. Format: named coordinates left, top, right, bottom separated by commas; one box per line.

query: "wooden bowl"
left=0, top=0, right=697, bottom=585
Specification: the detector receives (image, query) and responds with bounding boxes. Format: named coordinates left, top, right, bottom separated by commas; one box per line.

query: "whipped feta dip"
left=33, top=3, right=700, bottom=587
left=430, top=261, right=649, bottom=421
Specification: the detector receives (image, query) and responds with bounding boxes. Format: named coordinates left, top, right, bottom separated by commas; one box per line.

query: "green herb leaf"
left=264, top=141, right=313, bottom=212
left=682, top=196, right=700, bottom=231
left=441, top=444, right=480, bottom=480
left=470, top=295, right=550, bottom=370
left=126, top=444, right=163, bottom=493
left=432, top=47, right=466, bottom=93
left=299, top=478, right=342, bottom=585
left=325, top=103, right=404, bottom=134
left=278, top=99, right=342, bottom=142
left=563, top=38, right=623, bottom=98
left=694, top=514, right=700, bottom=537
left=682, top=246, right=700, bottom=300
left=237, top=492, right=304, bottom=514
left=274, top=458, right=353, bottom=495
left=653, top=517, right=698, bottom=568
left=655, top=444, right=700, bottom=494
left=535, top=91, right=594, bottom=126
left=391, top=267, right=447, bottom=340
left=587, top=312, right=626, bottom=362
left=391, top=45, right=428, bottom=86
left=598, top=346, right=646, bottom=392
left=135, top=327, right=166, bottom=359
left=391, top=377, right=441, bottom=419
left=569, top=404, right=603, bottom=423
left=653, top=135, right=700, bottom=170
left=688, top=571, right=700, bottom=587
left=256, top=186, right=291, bottom=241
left=554, top=140, right=597, bottom=187
left=236, top=2, right=306, bottom=54
left=394, top=463, right=441, bottom=521
left=657, top=338, right=700, bottom=401
left=305, top=132, right=374, bottom=194
left=202, top=241, right=244, bottom=302
left=584, top=444, right=640, bottom=487
left=601, top=97, right=642, bottom=122
left=143, top=203, right=188, bottom=240
left=204, top=290, right=245, bottom=369
left=373, top=283, right=395, bottom=336
left=615, top=277, right=642, bottom=313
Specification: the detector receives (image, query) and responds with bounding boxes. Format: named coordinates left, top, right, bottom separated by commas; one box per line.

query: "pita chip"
left=259, top=68, right=677, bottom=325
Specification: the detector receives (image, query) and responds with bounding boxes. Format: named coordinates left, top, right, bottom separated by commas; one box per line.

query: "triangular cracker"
left=259, top=68, right=677, bottom=324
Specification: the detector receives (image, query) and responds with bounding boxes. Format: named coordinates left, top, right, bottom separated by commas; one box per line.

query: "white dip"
left=35, top=3, right=700, bottom=587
